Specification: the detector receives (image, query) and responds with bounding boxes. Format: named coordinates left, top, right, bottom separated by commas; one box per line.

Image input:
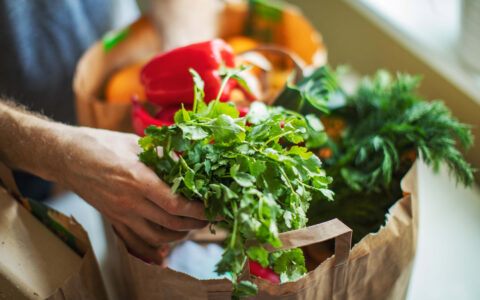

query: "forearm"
left=0, top=100, right=207, bottom=262
left=0, top=100, right=73, bottom=182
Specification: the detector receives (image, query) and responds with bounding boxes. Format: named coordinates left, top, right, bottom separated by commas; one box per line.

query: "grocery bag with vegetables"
left=133, top=30, right=475, bottom=298
left=138, top=67, right=332, bottom=298
left=274, top=67, right=476, bottom=244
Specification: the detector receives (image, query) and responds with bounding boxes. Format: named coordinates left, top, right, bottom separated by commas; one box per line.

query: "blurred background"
left=40, top=1, right=480, bottom=299
left=291, top=0, right=480, bottom=176
left=288, top=1, right=480, bottom=299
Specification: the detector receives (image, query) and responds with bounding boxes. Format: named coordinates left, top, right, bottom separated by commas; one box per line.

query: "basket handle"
left=238, top=45, right=307, bottom=79
left=237, top=45, right=309, bottom=105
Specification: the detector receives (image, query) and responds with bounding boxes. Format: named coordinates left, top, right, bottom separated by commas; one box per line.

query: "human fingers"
left=137, top=197, right=208, bottom=231
left=112, top=221, right=164, bottom=265
left=125, top=216, right=189, bottom=247
left=139, top=166, right=208, bottom=220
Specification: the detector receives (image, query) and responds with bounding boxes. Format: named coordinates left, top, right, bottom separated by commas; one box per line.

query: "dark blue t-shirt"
left=1, top=0, right=121, bottom=123
left=0, top=0, right=138, bottom=199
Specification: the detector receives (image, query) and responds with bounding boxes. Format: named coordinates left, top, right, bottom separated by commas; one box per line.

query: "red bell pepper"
left=236, top=106, right=249, bottom=117
left=249, top=260, right=280, bottom=284
left=133, top=39, right=257, bottom=136
left=154, top=105, right=192, bottom=124
left=132, top=97, right=173, bottom=137
left=133, top=101, right=250, bottom=137
left=141, top=39, right=238, bottom=105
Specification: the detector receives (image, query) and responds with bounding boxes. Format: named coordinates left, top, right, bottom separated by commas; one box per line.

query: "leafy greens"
left=274, top=68, right=476, bottom=243
left=138, top=69, right=332, bottom=298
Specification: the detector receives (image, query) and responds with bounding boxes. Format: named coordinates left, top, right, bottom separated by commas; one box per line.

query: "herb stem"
left=230, top=201, right=238, bottom=249
left=215, top=74, right=232, bottom=104
left=258, top=195, right=264, bottom=221
left=166, top=134, right=171, bottom=152
left=179, top=156, right=190, bottom=171
left=278, top=166, right=298, bottom=197
left=186, top=121, right=212, bottom=128
left=259, top=126, right=301, bottom=151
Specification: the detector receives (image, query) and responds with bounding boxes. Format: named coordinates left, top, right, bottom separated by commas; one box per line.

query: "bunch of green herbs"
left=274, top=68, right=476, bottom=243
left=138, top=69, right=332, bottom=298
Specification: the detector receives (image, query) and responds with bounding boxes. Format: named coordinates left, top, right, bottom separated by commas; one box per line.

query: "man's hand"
left=62, top=128, right=208, bottom=263
left=0, top=101, right=207, bottom=264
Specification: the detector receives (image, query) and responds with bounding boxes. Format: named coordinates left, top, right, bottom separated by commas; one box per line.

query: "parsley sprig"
left=138, top=69, right=332, bottom=298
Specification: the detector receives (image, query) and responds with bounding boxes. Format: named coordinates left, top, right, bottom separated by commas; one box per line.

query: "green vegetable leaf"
left=207, top=101, right=240, bottom=119
left=273, top=66, right=340, bottom=115
left=138, top=69, right=332, bottom=299
left=209, top=114, right=245, bottom=143
left=246, top=101, right=270, bottom=124
left=246, top=246, right=269, bottom=267
left=303, top=68, right=476, bottom=245
left=288, top=146, right=312, bottom=159
left=190, top=68, right=205, bottom=113
left=237, top=280, right=258, bottom=299
left=271, top=248, right=307, bottom=283
left=230, top=164, right=255, bottom=187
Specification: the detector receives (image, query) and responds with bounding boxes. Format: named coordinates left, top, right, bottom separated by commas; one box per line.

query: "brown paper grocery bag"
left=104, top=217, right=351, bottom=300
left=338, top=161, right=419, bottom=300
left=298, top=162, right=418, bottom=300
left=0, top=163, right=108, bottom=300
left=73, top=1, right=326, bottom=133
left=73, top=17, right=161, bottom=132
left=105, top=162, right=418, bottom=300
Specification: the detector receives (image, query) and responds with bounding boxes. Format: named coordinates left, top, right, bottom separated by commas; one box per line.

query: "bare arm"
left=0, top=100, right=207, bottom=263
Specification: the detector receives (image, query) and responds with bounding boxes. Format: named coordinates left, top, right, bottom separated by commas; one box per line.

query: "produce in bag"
left=274, top=67, right=476, bottom=243
left=138, top=68, right=333, bottom=299
left=105, top=61, right=147, bottom=103
left=74, top=0, right=327, bottom=132
left=132, top=39, right=257, bottom=136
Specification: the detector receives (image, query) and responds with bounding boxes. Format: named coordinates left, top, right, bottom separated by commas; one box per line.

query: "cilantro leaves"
left=138, top=69, right=332, bottom=299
